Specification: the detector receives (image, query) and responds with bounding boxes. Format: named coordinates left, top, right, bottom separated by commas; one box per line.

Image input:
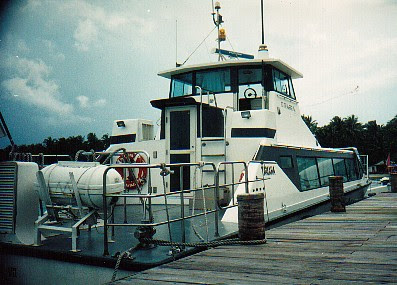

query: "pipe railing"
left=102, top=160, right=271, bottom=256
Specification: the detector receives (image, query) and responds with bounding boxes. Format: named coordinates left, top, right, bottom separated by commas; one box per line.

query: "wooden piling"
left=329, top=176, right=346, bottom=212
left=237, top=192, right=265, bottom=241
left=391, top=173, right=397, bottom=193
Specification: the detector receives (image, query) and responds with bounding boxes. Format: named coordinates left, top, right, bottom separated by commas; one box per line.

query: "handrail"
left=101, top=160, right=270, bottom=256
left=102, top=161, right=216, bottom=255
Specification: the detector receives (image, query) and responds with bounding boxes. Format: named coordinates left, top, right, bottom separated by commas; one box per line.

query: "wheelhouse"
left=159, top=59, right=302, bottom=111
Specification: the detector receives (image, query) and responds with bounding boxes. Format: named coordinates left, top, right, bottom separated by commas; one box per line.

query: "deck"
left=112, top=192, right=397, bottom=284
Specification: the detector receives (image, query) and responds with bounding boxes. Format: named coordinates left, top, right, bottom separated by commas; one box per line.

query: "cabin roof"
left=158, top=58, right=303, bottom=79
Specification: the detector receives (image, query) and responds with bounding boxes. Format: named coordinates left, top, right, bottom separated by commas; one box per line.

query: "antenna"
left=261, top=0, right=265, bottom=45
left=175, top=20, right=179, bottom=67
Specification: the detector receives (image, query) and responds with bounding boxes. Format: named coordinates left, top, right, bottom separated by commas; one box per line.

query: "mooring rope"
left=111, top=237, right=267, bottom=282
left=140, top=237, right=267, bottom=247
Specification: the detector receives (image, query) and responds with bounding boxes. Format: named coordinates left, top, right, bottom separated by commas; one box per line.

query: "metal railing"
left=101, top=160, right=269, bottom=256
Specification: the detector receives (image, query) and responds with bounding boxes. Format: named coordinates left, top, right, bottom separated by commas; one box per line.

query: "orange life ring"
left=116, top=152, right=148, bottom=190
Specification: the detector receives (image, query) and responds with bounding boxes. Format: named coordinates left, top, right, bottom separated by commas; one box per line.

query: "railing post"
left=214, top=164, right=220, bottom=237
left=231, top=163, right=235, bottom=205
left=103, top=168, right=110, bottom=256
left=243, top=162, right=249, bottom=194
left=123, top=168, right=127, bottom=223
left=180, top=166, right=186, bottom=247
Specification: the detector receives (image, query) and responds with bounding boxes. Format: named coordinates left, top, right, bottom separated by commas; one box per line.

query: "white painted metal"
left=158, top=58, right=303, bottom=79
left=9, top=162, right=39, bottom=245
left=111, top=119, right=154, bottom=143
left=222, top=161, right=369, bottom=224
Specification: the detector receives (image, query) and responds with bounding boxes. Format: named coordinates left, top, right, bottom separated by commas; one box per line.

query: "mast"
left=212, top=2, right=225, bottom=61
left=261, top=0, right=265, bottom=45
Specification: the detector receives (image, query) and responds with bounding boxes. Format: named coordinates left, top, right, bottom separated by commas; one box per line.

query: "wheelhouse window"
left=171, top=72, right=193, bottom=97
left=273, top=69, right=295, bottom=99
left=345, top=158, right=359, bottom=181
left=238, top=68, right=262, bottom=98
left=196, top=68, right=231, bottom=93
left=297, top=157, right=320, bottom=191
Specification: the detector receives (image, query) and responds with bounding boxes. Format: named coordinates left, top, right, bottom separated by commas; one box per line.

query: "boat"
left=380, top=176, right=390, bottom=185
left=0, top=2, right=371, bottom=284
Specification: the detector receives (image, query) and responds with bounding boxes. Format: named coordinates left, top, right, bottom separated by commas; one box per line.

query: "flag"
left=386, top=153, right=391, bottom=167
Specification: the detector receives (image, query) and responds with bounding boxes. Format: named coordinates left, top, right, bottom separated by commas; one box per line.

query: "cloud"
left=74, top=19, right=98, bottom=51
left=2, top=57, right=74, bottom=114
left=17, top=40, right=30, bottom=53
left=76, top=95, right=106, bottom=108
left=76, top=95, right=89, bottom=108
left=94, top=98, right=106, bottom=107
left=56, top=0, right=150, bottom=51
left=42, top=40, right=65, bottom=61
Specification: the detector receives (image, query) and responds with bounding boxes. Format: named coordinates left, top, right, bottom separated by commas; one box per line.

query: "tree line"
left=0, top=114, right=396, bottom=166
left=302, top=114, right=397, bottom=165
left=0, top=133, right=111, bottom=161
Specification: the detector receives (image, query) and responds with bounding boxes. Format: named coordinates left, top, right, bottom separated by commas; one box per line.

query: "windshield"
left=196, top=68, right=231, bottom=93
left=169, top=65, right=296, bottom=100
left=170, top=68, right=231, bottom=98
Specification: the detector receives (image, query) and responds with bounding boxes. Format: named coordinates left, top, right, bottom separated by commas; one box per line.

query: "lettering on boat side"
left=281, top=101, right=295, bottom=112
left=262, top=165, right=276, bottom=175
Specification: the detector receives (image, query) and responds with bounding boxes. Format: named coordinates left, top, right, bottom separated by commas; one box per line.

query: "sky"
left=0, top=0, right=396, bottom=148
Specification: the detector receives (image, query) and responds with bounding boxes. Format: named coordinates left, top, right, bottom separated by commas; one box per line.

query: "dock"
left=112, top=193, right=397, bottom=284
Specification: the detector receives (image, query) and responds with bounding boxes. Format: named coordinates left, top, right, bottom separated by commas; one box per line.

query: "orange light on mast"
left=219, top=28, right=226, bottom=41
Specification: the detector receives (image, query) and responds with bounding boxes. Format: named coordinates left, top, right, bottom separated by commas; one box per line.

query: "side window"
left=317, top=158, right=334, bottom=186
left=171, top=73, right=193, bottom=97
left=273, top=69, right=294, bottom=99
left=333, top=158, right=348, bottom=182
left=297, top=157, right=320, bottom=191
left=345, top=158, right=358, bottom=181
left=280, top=155, right=293, bottom=169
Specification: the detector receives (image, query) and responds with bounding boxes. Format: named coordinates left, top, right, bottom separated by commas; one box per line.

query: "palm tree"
left=301, top=115, right=318, bottom=134
left=343, top=115, right=363, bottom=147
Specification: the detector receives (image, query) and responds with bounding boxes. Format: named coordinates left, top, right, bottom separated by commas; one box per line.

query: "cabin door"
left=165, top=106, right=197, bottom=192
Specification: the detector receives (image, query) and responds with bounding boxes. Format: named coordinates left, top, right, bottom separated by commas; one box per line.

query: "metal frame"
left=34, top=171, right=97, bottom=252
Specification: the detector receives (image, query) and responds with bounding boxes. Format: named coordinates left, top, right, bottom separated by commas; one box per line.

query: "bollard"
left=329, top=176, right=346, bottom=212
left=391, top=173, right=397, bottom=193
left=237, top=192, right=265, bottom=241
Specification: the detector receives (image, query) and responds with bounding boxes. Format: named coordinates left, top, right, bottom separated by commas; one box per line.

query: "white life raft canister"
left=36, top=161, right=123, bottom=209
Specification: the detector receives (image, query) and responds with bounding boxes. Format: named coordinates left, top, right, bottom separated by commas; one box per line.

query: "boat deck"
left=0, top=202, right=237, bottom=270
left=112, top=192, right=397, bottom=284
